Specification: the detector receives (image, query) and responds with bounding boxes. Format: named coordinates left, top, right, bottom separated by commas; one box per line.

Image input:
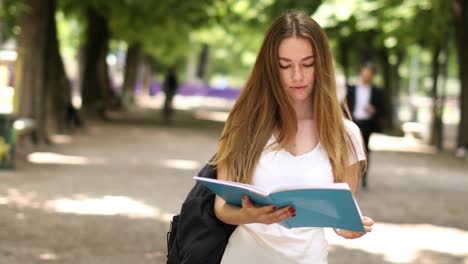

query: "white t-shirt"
left=221, top=120, right=366, bottom=264
left=353, top=84, right=372, bottom=120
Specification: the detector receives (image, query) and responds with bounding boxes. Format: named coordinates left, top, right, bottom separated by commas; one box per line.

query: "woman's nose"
left=292, top=66, right=304, bottom=82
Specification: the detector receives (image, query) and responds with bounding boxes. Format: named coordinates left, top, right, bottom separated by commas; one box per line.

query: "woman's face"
left=277, top=37, right=315, bottom=104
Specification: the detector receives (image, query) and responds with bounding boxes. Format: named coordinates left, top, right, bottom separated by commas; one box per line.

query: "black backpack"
left=167, top=162, right=237, bottom=264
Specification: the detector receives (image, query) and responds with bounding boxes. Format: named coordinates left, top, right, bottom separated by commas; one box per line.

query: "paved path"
left=0, top=107, right=467, bottom=264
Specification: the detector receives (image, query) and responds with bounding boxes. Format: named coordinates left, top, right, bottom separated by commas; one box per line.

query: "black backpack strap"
left=167, top=215, right=179, bottom=261
left=167, top=156, right=237, bottom=264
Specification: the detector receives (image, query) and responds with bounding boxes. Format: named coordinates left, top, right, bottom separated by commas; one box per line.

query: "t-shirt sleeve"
left=345, top=119, right=366, bottom=166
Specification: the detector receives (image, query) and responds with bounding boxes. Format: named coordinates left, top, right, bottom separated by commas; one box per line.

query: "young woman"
left=212, top=11, right=374, bottom=263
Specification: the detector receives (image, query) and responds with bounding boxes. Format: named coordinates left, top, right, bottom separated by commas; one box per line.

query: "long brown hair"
left=212, top=10, right=359, bottom=183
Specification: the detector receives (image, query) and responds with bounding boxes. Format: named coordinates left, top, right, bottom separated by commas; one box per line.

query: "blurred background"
left=0, top=0, right=467, bottom=263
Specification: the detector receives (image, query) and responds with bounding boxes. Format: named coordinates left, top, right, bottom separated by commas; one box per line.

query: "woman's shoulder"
left=343, top=119, right=360, bottom=135
left=343, top=119, right=366, bottom=165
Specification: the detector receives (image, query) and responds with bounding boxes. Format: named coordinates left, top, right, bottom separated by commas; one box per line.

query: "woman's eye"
left=303, top=63, right=315, bottom=67
left=279, top=65, right=291, bottom=69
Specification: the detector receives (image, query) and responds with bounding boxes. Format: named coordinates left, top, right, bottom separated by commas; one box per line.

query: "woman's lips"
left=291, top=85, right=307, bottom=89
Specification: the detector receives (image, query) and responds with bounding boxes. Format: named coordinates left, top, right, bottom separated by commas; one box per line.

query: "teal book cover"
left=194, top=176, right=364, bottom=232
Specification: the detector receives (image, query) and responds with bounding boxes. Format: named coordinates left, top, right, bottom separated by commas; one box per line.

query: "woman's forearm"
left=214, top=196, right=247, bottom=225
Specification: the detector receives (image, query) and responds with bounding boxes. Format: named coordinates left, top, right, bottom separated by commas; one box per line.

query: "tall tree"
left=60, top=0, right=115, bottom=117
left=121, top=42, right=141, bottom=107
left=14, top=0, right=49, bottom=143
left=453, top=0, right=468, bottom=149
left=411, top=0, right=452, bottom=149
left=14, top=0, right=70, bottom=142
left=81, top=8, right=111, bottom=117
left=43, top=0, right=70, bottom=134
left=102, top=0, right=218, bottom=109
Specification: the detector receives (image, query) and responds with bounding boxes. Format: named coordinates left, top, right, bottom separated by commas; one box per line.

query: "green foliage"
left=195, top=0, right=323, bottom=81
left=409, top=0, right=452, bottom=47
left=56, top=11, right=82, bottom=58
left=314, top=0, right=455, bottom=78
left=0, top=136, right=11, bottom=159
left=267, top=0, right=322, bottom=18
left=58, top=0, right=219, bottom=68
left=59, top=0, right=113, bottom=17
left=0, top=0, right=19, bottom=42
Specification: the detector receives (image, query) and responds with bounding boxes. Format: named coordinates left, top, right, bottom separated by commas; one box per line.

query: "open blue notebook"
left=194, top=176, right=364, bottom=232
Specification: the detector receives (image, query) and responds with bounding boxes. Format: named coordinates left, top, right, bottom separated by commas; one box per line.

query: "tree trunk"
left=454, top=0, right=468, bottom=149
left=43, top=0, right=69, bottom=134
left=429, top=45, right=442, bottom=148
left=338, top=39, right=350, bottom=85
left=186, top=48, right=198, bottom=84
left=378, top=47, right=395, bottom=133
left=121, top=42, right=141, bottom=108
left=197, top=43, right=210, bottom=82
left=139, top=54, right=151, bottom=96
left=14, top=0, right=49, bottom=144
left=81, top=8, right=111, bottom=118
left=392, top=50, right=405, bottom=99
left=391, top=50, right=405, bottom=135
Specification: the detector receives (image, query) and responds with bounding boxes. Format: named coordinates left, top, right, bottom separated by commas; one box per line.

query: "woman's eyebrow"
left=278, top=55, right=314, bottom=62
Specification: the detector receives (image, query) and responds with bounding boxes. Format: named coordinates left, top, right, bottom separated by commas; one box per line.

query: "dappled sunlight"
left=0, top=188, right=174, bottom=222
left=38, top=252, right=58, bottom=261
left=49, top=134, right=73, bottom=144
left=159, top=159, right=201, bottom=170
left=27, top=152, right=106, bottom=165
left=393, top=166, right=430, bottom=177
left=370, top=134, right=437, bottom=153
left=144, top=251, right=165, bottom=260
left=193, top=109, right=229, bottom=122
left=45, top=196, right=173, bottom=221
left=136, top=94, right=235, bottom=111
left=175, top=96, right=235, bottom=110
left=326, top=222, right=468, bottom=263
left=0, top=188, right=40, bottom=208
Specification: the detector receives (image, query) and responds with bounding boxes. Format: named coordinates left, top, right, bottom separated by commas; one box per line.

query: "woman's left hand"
left=334, top=216, right=374, bottom=239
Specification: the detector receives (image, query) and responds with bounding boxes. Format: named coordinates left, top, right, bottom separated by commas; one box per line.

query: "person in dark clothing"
left=65, top=101, right=83, bottom=129
left=346, top=63, right=385, bottom=189
left=65, top=79, right=83, bottom=129
left=162, top=67, right=179, bottom=124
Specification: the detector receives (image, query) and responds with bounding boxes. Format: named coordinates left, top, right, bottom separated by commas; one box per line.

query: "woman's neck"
left=291, top=99, right=313, bottom=120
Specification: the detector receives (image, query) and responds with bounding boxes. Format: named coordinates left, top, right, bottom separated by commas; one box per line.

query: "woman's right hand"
left=240, top=195, right=295, bottom=224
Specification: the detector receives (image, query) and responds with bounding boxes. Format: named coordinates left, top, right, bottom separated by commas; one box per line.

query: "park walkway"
left=0, top=105, right=467, bottom=264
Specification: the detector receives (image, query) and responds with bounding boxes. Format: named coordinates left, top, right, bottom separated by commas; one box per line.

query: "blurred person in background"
left=346, top=62, right=385, bottom=189
left=162, top=66, right=178, bottom=124
left=213, top=11, right=373, bottom=264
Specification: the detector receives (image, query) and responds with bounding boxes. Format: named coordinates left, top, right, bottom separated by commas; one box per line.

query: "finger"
left=349, top=232, right=363, bottom=239
left=270, top=206, right=294, bottom=217
left=275, top=209, right=294, bottom=222
left=259, top=209, right=286, bottom=224
left=337, top=229, right=365, bottom=239
left=364, top=226, right=372, bottom=232
left=362, top=217, right=374, bottom=226
left=265, top=206, right=294, bottom=223
left=355, top=232, right=365, bottom=238
left=344, top=231, right=363, bottom=239
left=362, top=216, right=373, bottom=222
left=258, top=204, right=277, bottom=214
